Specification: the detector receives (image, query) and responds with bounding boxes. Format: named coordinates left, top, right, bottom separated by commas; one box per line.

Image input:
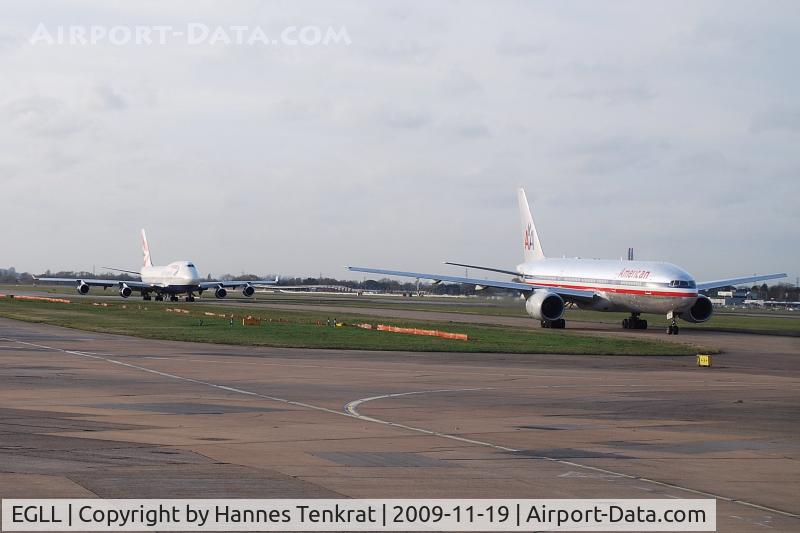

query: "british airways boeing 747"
left=36, top=230, right=278, bottom=302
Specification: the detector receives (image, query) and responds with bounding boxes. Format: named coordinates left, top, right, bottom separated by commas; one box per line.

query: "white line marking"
left=344, top=388, right=800, bottom=520
left=2, top=335, right=798, bottom=520
left=0, top=338, right=348, bottom=419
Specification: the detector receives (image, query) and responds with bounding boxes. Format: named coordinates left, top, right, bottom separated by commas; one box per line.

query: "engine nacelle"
left=119, top=284, right=132, bottom=298
left=215, top=286, right=228, bottom=299
left=525, top=290, right=565, bottom=322
left=76, top=281, right=90, bottom=295
left=242, top=284, right=255, bottom=297
left=679, top=294, right=714, bottom=323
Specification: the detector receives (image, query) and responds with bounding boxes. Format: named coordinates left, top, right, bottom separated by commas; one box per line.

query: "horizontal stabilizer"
left=100, top=266, right=141, bottom=276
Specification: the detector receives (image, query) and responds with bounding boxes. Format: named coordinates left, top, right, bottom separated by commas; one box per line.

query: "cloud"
left=374, top=106, right=432, bottom=130
left=496, top=36, right=547, bottom=57
left=2, top=96, right=89, bottom=137
left=550, top=83, right=654, bottom=105
left=452, top=121, right=490, bottom=138
left=92, top=83, right=127, bottom=111
left=750, top=107, right=800, bottom=134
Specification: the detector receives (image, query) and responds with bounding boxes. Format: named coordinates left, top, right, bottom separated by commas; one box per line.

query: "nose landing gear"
left=667, top=317, right=680, bottom=335
left=664, top=311, right=681, bottom=335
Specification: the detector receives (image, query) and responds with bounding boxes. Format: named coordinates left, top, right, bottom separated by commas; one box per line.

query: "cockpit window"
left=669, top=280, right=695, bottom=288
left=187, top=263, right=195, bottom=268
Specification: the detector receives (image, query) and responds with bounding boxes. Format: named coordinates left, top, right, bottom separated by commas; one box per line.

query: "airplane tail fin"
left=140, top=229, right=153, bottom=268
left=518, top=188, right=545, bottom=262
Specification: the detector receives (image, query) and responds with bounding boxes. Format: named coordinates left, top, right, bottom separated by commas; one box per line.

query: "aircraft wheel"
left=640, top=320, right=647, bottom=330
left=540, top=320, right=550, bottom=328
left=622, top=318, right=629, bottom=329
left=554, top=319, right=566, bottom=329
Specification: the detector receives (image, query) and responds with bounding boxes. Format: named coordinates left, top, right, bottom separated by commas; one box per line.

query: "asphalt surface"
left=0, top=316, right=798, bottom=531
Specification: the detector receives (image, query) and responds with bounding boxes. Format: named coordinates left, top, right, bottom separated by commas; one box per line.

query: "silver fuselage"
left=517, top=258, right=698, bottom=314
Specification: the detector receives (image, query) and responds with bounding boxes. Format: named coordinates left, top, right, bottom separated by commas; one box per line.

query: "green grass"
left=0, top=297, right=696, bottom=356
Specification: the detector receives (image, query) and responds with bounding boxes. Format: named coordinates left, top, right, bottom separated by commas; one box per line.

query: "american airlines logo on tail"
left=524, top=223, right=535, bottom=251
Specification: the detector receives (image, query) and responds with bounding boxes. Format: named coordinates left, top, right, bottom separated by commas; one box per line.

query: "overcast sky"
left=2, top=1, right=798, bottom=283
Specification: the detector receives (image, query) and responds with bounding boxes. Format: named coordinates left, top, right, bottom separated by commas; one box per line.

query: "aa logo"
left=524, top=223, right=534, bottom=251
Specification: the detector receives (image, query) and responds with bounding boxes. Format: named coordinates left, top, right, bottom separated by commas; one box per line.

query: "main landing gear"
left=154, top=294, right=164, bottom=302
left=622, top=313, right=647, bottom=330
left=541, top=319, right=566, bottom=329
left=185, top=294, right=196, bottom=302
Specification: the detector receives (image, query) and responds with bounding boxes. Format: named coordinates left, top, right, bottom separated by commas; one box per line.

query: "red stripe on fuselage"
left=525, top=280, right=697, bottom=298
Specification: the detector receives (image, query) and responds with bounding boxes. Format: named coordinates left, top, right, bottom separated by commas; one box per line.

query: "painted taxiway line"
left=343, top=389, right=800, bottom=520
left=1, top=335, right=797, bottom=521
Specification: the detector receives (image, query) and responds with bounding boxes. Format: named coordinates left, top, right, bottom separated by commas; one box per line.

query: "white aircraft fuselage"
left=140, top=261, right=204, bottom=292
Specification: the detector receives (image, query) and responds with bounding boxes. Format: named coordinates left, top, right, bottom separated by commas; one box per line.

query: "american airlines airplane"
left=36, top=229, right=278, bottom=302
left=349, top=189, right=786, bottom=335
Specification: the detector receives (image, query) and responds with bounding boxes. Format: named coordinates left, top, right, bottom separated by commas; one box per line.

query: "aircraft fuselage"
left=518, top=258, right=697, bottom=315
left=140, top=261, right=204, bottom=295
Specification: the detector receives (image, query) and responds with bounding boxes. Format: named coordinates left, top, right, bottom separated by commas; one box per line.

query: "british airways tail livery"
left=36, top=229, right=278, bottom=302
left=349, top=189, right=786, bottom=335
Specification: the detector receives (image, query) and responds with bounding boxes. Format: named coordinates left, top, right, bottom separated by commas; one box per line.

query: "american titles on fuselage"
left=618, top=268, right=651, bottom=280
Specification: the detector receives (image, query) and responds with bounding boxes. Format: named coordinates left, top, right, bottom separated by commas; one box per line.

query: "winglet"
left=518, top=188, right=545, bottom=262
left=141, top=229, right=153, bottom=268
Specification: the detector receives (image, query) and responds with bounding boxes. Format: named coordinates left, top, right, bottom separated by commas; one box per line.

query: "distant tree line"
left=746, top=283, right=799, bottom=301
left=704, top=283, right=800, bottom=301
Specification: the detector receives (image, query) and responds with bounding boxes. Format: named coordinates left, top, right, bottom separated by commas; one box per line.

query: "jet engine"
left=679, top=295, right=714, bottom=323
left=119, top=284, right=132, bottom=298
left=525, top=290, right=565, bottom=322
left=242, top=284, right=255, bottom=297
left=76, top=281, right=90, bottom=295
left=215, top=286, right=228, bottom=299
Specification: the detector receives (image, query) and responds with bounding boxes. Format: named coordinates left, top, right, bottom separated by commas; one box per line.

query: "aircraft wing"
left=348, top=266, right=596, bottom=301
left=198, top=277, right=279, bottom=290
left=35, top=277, right=151, bottom=289
left=696, top=273, right=787, bottom=291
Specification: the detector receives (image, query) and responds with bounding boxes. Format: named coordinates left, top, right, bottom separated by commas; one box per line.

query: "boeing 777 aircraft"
left=349, top=189, right=786, bottom=334
left=36, top=230, right=278, bottom=302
